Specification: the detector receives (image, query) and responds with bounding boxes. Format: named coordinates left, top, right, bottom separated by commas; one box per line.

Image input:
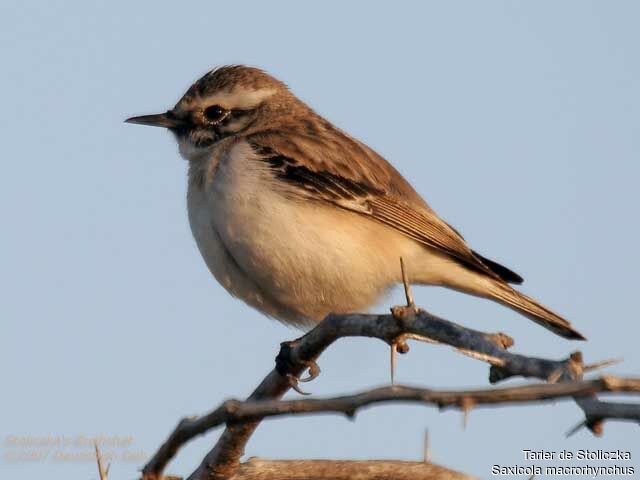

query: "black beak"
left=124, top=111, right=186, bottom=129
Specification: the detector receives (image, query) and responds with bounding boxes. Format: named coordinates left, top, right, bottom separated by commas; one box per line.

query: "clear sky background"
left=1, top=1, right=638, bottom=479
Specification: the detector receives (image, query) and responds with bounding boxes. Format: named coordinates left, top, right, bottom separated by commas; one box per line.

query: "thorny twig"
left=141, top=261, right=638, bottom=480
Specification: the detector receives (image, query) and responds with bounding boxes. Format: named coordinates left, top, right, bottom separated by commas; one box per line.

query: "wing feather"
left=248, top=132, right=505, bottom=280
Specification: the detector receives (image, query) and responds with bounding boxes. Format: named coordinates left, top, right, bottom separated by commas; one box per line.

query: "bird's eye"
left=203, top=105, right=227, bottom=122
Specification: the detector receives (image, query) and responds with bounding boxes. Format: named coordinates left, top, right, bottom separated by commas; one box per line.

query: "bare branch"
left=142, top=307, right=640, bottom=480
left=572, top=396, right=640, bottom=436
left=212, top=377, right=640, bottom=424
left=144, top=378, right=640, bottom=479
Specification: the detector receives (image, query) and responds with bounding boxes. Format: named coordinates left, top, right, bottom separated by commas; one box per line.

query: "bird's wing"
left=247, top=131, right=518, bottom=282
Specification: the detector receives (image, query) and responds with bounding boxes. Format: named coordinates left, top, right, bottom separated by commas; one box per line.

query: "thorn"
left=461, top=398, right=474, bottom=429
left=286, top=374, right=311, bottom=395
left=584, top=358, right=623, bottom=373
left=390, top=342, right=397, bottom=385
left=423, top=429, right=431, bottom=463
left=94, top=442, right=108, bottom=480
left=400, top=257, right=414, bottom=307
left=565, top=420, right=586, bottom=437
left=547, top=368, right=563, bottom=384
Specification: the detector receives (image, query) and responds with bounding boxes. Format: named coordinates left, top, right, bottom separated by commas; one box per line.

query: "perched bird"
left=126, top=65, right=584, bottom=341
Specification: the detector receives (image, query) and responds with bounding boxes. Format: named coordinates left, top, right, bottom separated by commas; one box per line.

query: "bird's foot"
left=387, top=257, right=419, bottom=384
left=285, top=374, right=312, bottom=395
left=276, top=340, right=321, bottom=395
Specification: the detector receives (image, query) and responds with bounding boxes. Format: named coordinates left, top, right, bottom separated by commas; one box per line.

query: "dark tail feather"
left=488, top=281, right=586, bottom=340
left=472, top=250, right=524, bottom=285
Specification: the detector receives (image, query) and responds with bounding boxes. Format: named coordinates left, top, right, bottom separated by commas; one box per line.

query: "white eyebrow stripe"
left=206, top=88, right=277, bottom=109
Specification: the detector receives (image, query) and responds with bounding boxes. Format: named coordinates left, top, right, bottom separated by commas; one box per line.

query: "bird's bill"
left=124, top=111, right=185, bottom=128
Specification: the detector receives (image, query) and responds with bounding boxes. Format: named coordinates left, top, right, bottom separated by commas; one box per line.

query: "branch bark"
left=217, top=377, right=640, bottom=423
left=141, top=307, right=640, bottom=480
left=145, top=377, right=640, bottom=446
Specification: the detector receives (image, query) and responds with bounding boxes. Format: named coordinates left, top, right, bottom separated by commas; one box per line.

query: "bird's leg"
left=388, top=258, right=418, bottom=384
left=400, top=257, right=415, bottom=308
left=275, top=340, right=321, bottom=395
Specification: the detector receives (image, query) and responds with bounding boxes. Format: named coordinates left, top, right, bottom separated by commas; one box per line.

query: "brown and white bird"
left=126, top=65, right=585, bottom=340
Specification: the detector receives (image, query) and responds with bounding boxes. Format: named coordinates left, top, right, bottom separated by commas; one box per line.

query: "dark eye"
left=203, top=105, right=227, bottom=122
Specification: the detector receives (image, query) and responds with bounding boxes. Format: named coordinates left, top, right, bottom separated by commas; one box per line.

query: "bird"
left=126, top=65, right=585, bottom=341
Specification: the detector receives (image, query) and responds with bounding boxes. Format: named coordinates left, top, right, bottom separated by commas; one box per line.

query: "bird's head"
left=126, top=65, right=295, bottom=160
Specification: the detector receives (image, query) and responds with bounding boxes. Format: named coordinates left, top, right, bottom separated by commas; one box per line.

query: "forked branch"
left=139, top=302, right=639, bottom=480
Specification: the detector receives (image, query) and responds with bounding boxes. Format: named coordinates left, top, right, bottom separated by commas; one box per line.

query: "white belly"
left=186, top=141, right=422, bottom=326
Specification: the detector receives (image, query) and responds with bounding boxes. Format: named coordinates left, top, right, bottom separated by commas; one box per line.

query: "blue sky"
left=1, top=1, right=638, bottom=478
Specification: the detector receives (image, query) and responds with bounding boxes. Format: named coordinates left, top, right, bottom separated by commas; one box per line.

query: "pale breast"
left=187, top=140, right=422, bottom=326
left=187, top=151, right=290, bottom=324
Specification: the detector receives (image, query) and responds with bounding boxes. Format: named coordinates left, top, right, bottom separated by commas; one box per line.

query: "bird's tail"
left=487, top=281, right=586, bottom=340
